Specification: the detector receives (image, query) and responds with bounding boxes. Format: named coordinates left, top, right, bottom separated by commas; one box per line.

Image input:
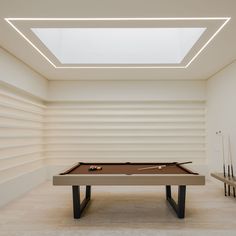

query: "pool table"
left=53, top=162, right=205, bottom=219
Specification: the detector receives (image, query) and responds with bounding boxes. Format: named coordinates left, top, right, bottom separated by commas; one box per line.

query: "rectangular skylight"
left=31, top=27, right=206, bottom=64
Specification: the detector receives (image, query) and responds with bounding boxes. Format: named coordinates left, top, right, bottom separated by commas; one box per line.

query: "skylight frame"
left=5, top=17, right=231, bottom=69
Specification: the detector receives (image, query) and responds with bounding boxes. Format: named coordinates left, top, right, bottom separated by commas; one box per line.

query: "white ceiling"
left=0, top=0, right=236, bottom=81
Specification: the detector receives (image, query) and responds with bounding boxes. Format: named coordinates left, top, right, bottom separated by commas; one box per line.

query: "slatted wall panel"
left=45, top=101, right=206, bottom=165
left=0, top=86, right=45, bottom=183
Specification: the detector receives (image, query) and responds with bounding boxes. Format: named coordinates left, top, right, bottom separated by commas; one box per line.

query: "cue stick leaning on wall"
left=217, top=131, right=227, bottom=196
left=228, top=135, right=236, bottom=197
left=224, top=133, right=231, bottom=196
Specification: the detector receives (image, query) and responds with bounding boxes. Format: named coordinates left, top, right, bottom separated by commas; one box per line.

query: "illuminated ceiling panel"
left=5, top=18, right=231, bottom=68
left=31, top=27, right=206, bottom=64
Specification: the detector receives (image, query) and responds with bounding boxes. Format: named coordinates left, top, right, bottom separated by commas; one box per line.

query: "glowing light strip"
left=5, top=17, right=231, bottom=69
left=185, top=17, right=231, bottom=67
left=5, top=18, right=56, bottom=68
left=56, top=66, right=186, bottom=69
left=5, top=17, right=230, bottom=21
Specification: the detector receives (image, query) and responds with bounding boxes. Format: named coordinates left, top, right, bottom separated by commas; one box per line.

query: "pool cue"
left=222, top=132, right=229, bottom=196
left=217, top=131, right=227, bottom=196
left=138, top=165, right=166, bottom=171
left=227, top=156, right=231, bottom=196
left=175, top=161, right=193, bottom=166
left=228, top=135, right=235, bottom=197
left=225, top=134, right=231, bottom=196
left=137, top=161, right=192, bottom=171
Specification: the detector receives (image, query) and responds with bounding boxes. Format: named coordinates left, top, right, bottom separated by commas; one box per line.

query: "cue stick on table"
left=175, top=161, right=193, bottom=166
left=138, top=165, right=166, bottom=171
left=137, top=161, right=193, bottom=171
left=228, top=135, right=236, bottom=197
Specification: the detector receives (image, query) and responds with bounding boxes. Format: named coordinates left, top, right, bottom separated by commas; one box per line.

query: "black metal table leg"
left=86, top=185, right=91, bottom=200
left=72, top=185, right=91, bottom=219
left=166, top=185, right=186, bottom=218
left=166, top=185, right=171, bottom=199
left=177, top=185, right=186, bottom=218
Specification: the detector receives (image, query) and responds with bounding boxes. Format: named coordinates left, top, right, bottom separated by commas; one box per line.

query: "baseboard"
left=0, top=167, right=47, bottom=208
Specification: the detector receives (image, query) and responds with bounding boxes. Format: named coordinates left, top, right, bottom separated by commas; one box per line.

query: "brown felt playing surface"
left=65, top=163, right=195, bottom=175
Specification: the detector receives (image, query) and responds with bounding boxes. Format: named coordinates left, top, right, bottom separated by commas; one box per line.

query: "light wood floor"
left=0, top=180, right=236, bottom=236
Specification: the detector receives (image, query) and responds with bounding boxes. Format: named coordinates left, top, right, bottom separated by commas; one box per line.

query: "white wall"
left=207, top=61, right=236, bottom=173
left=45, top=100, right=206, bottom=166
left=0, top=47, right=48, bottom=100
left=0, top=84, right=47, bottom=207
left=48, top=80, right=206, bottom=101
left=0, top=48, right=48, bottom=207
left=46, top=80, right=207, bottom=175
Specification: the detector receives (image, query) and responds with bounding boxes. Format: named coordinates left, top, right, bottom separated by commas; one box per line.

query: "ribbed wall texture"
left=0, top=86, right=45, bottom=184
left=45, top=101, right=206, bottom=166
left=0, top=84, right=206, bottom=184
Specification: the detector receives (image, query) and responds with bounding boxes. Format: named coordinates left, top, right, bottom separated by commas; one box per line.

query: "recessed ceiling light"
left=5, top=17, right=231, bottom=69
